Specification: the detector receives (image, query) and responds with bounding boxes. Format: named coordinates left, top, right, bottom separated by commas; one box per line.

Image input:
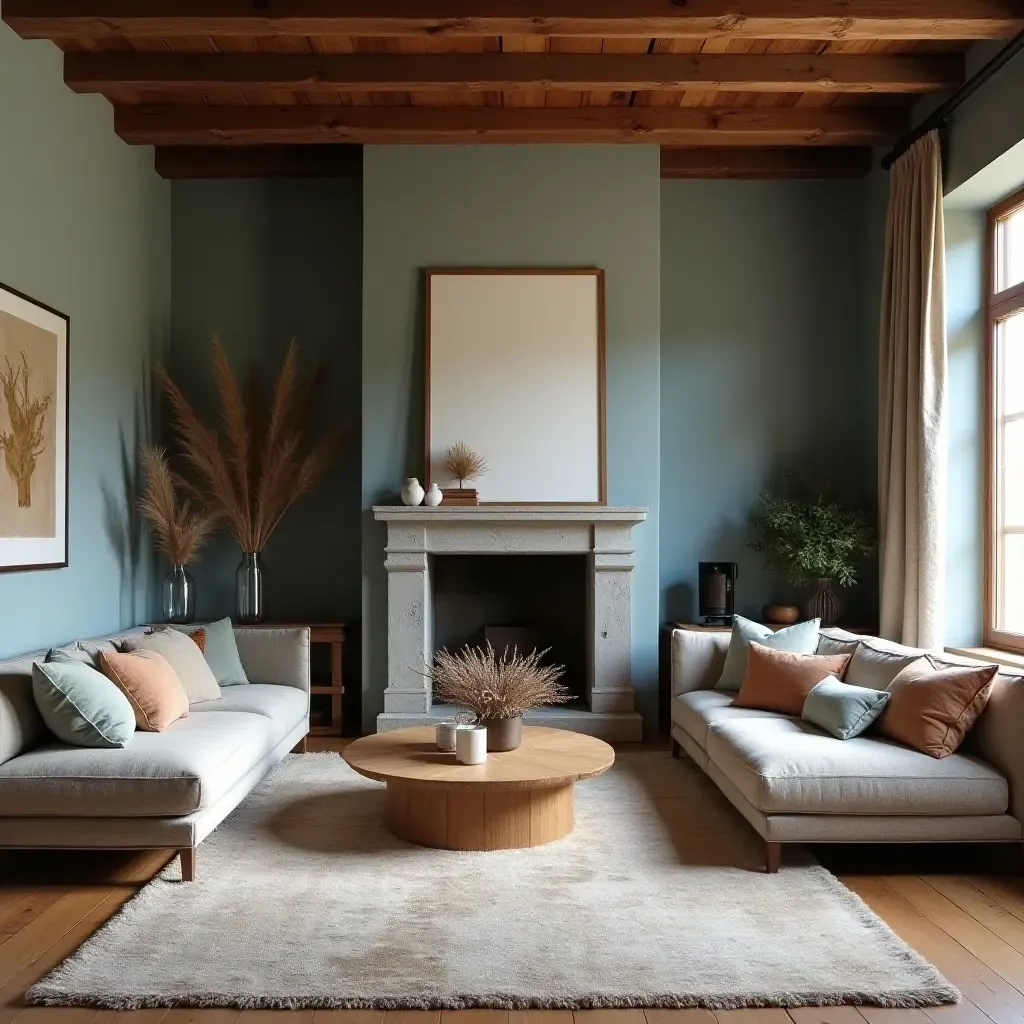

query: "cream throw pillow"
left=122, top=629, right=222, bottom=704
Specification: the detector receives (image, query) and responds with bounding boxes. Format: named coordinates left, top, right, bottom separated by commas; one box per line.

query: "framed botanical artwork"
left=0, top=283, right=69, bottom=571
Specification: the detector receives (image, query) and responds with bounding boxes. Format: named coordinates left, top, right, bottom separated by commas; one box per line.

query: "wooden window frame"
left=984, top=185, right=1024, bottom=654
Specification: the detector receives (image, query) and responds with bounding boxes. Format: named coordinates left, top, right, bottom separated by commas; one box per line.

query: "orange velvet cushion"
left=189, top=627, right=207, bottom=655
left=99, top=650, right=189, bottom=732
left=878, top=657, right=998, bottom=758
left=733, top=643, right=852, bottom=716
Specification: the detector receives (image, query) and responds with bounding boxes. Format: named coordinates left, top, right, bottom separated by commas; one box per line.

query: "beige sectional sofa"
left=670, top=626, right=1023, bottom=872
left=0, top=625, right=310, bottom=880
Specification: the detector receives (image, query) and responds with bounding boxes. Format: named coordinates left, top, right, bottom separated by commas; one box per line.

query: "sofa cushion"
left=122, top=630, right=222, bottom=705
left=0, top=711, right=278, bottom=817
left=716, top=615, right=821, bottom=691
left=672, top=689, right=787, bottom=751
left=31, top=661, right=136, bottom=748
left=844, top=644, right=923, bottom=690
left=733, top=644, right=851, bottom=716
left=190, top=683, right=306, bottom=725
left=99, top=650, right=190, bottom=732
left=705, top=716, right=1008, bottom=816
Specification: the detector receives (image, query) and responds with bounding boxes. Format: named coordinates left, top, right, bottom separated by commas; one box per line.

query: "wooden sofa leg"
left=671, top=738, right=681, bottom=758
left=179, top=847, right=196, bottom=882
left=765, top=841, right=782, bottom=874
left=292, top=736, right=308, bottom=754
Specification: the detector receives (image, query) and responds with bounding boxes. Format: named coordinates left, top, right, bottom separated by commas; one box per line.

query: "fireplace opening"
left=431, top=554, right=588, bottom=704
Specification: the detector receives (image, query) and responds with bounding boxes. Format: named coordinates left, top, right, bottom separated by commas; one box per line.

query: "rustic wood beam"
left=154, top=144, right=362, bottom=179
left=65, top=52, right=963, bottom=96
left=115, top=104, right=906, bottom=146
left=6, top=1, right=1022, bottom=40
left=660, top=146, right=872, bottom=179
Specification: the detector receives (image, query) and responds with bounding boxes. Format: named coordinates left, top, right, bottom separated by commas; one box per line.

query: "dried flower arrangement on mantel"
left=440, top=441, right=487, bottom=505
left=425, top=642, right=572, bottom=750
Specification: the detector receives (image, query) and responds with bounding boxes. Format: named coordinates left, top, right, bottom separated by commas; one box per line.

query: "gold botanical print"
left=0, top=351, right=52, bottom=508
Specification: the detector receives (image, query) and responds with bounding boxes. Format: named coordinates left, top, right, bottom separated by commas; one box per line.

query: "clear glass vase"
left=235, top=551, right=265, bottom=624
left=161, top=564, right=196, bottom=624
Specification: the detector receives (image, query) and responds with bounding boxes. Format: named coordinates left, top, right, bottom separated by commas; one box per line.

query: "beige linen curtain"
left=878, top=130, right=947, bottom=650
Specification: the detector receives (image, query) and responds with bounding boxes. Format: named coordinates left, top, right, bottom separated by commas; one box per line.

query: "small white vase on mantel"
left=424, top=483, right=443, bottom=507
left=401, top=477, right=425, bottom=506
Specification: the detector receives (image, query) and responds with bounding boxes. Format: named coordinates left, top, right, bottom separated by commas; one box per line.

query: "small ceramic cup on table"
left=435, top=721, right=458, bottom=752
left=456, top=725, right=487, bottom=765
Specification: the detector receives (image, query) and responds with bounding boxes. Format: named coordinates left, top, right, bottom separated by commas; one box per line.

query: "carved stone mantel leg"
left=383, top=529, right=433, bottom=715
left=589, top=523, right=636, bottom=714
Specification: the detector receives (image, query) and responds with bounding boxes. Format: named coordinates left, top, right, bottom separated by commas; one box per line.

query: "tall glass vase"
left=235, top=551, right=265, bottom=624
left=161, top=564, right=196, bottom=624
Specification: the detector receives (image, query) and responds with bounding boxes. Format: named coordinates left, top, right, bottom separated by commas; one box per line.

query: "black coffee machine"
left=698, top=562, right=738, bottom=626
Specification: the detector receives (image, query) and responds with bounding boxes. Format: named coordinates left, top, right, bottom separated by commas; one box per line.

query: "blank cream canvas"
left=427, top=271, right=603, bottom=503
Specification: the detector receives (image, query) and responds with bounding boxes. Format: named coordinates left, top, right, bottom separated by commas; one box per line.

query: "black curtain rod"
left=881, top=28, right=1024, bottom=170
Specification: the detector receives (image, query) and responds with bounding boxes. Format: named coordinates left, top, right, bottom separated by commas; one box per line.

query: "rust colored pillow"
left=878, top=656, right=998, bottom=758
left=733, top=643, right=852, bottom=716
left=188, top=627, right=207, bottom=655
left=99, top=649, right=189, bottom=732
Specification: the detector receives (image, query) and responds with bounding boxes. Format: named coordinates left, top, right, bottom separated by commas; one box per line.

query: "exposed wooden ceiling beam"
left=5, top=1, right=1022, bottom=40
left=65, top=52, right=963, bottom=96
left=661, top=146, right=872, bottom=179
left=154, top=144, right=362, bottom=179
left=115, top=105, right=906, bottom=147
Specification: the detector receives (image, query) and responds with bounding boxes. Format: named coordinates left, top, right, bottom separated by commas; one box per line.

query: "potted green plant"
left=749, top=475, right=875, bottom=626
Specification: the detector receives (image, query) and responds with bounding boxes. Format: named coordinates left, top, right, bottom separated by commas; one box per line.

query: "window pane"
left=1000, top=532, right=1024, bottom=635
left=998, top=203, right=1024, bottom=292
left=1001, top=308, right=1024, bottom=416
left=1004, top=417, right=1024, bottom=527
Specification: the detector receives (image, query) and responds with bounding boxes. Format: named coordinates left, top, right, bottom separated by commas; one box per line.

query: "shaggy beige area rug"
left=29, top=751, right=957, bottom=1011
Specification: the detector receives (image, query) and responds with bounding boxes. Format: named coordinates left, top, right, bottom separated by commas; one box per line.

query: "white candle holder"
left=456, top=725, right=488, bottom=765
left=435, top=722, right=458, bottom=752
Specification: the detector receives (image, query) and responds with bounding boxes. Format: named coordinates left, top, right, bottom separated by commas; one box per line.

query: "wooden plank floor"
left=1, top=740, right=1021, bottom=1024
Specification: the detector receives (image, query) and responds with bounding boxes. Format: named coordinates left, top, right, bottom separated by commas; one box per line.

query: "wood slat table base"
left=384, top=781, right=575, bottom=850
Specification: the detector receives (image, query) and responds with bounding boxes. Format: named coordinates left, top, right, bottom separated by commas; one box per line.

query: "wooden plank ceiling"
left=5, top=2, right=1023, bottom=179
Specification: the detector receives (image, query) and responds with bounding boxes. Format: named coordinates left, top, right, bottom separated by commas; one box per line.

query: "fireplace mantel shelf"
left=374, top=505, right=647, bottom=523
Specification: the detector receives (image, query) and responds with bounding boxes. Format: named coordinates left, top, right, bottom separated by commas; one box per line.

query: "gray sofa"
left=0, top=625, right=310, bottom=880
left=670, top=626, right=1023, bottom=872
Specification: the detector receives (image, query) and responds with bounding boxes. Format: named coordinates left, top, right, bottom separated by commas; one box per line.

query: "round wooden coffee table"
left=343, top=725, right=614, bottom=851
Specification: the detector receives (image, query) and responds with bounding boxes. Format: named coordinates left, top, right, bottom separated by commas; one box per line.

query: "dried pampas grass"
left=427, top=642, right=572, bottom=721
left=158, top=336, right=342, bottom=554
left=442, top=441, right=488, bottom=488
left=138, top=445, right=217, bottom=566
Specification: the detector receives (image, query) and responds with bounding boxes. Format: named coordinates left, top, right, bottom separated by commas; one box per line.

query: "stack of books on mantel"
left=440, top=488, right=479, bottom=506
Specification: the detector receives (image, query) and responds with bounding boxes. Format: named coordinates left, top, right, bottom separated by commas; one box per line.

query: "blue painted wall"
left=168, top=179, right=363, bottom=628
left=0, top=19, right=170, bottom=658
left=660, top=179, right=878, bottom=628
left=362, top=146, right=662, bottom=734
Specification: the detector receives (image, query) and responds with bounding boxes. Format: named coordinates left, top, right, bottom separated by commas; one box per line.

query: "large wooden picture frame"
left=0, top=283, right=69, bottom=572
left=425, top=268, right=606, bottom=505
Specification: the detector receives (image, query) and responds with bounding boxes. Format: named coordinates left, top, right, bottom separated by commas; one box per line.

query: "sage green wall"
left=0, top=18, right=170, bottom=658
left=660, top=179, right=878, bottom=627
left=362, top=146, right=661, bottom=734
left=169, top=179, right=362, bottom=628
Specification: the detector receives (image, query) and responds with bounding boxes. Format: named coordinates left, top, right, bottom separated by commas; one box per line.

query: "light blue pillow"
left=802, top=676, right=890, bottom=740
left=181, top=618, right=249, bottom=687
left=716, top=615, right=821, bottom=691
left=31, top=661, right=136, bottom=748
left=47, top=640, right=118, bottom=671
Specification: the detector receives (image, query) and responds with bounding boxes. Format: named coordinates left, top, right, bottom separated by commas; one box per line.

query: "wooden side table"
left=261, top=622, right=346, bottom=737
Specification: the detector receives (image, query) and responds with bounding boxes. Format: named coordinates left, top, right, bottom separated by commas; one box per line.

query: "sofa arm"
left=233, top=627, right=310, bottom=692
left=671, top=629, right=729, bottom=697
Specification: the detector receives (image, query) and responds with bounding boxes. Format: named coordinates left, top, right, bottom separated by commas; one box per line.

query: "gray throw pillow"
left=173, top=618, right=249, bottom=687
left=32, top=661, right=136, bottom=748
left=716, top=615, right=821, bottom=691
left=47, top=640, right=118, bottom=671
left=844, top=643, right=923, bottom=690
left=802, top=676, right=890, bottom=740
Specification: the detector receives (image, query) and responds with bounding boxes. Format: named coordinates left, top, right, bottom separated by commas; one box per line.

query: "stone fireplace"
left=374, top=505, right=646, bottom=741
